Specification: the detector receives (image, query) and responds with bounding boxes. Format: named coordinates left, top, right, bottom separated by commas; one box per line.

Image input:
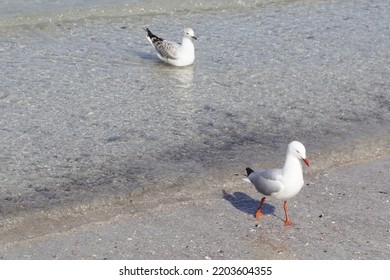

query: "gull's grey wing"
left=248, top=168, right=283, bottom=196
left=153, top=40, right=180, bottom=59
left=144, top=28, right=179, bottom=59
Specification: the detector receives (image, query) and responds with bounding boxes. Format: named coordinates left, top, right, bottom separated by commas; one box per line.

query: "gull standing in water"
left=244, top=141, right=310, bottom=226
left=144, top=27, right=197, bottom=67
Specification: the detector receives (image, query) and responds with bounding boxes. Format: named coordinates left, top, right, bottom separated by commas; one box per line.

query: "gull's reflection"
left=157, top=64, right=194, bottom=89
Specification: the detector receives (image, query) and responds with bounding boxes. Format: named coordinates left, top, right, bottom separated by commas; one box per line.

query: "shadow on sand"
left=222, top=190, right=275, bottom=217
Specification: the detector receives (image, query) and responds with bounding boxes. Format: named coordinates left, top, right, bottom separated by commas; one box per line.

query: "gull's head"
left=184, top=28, right=197, bottom=40
left=288, top=141, right=309, bottom=167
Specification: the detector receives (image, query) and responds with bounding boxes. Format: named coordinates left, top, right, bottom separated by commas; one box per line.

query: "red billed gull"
left=144, top=27, right=197, bottom=67
left=244, top=141, right=310, bottom=226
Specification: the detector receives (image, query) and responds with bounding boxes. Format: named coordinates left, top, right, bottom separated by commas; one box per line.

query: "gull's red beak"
left=302, top=157, right=310, bottom=167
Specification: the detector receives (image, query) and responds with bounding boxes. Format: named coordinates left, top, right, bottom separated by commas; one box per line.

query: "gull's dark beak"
left=192, top=36, right=197, bottom=40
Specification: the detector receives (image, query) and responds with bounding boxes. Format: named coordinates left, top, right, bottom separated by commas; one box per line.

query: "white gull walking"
left=244, top=141, right=310, bottom=226
left=144, top=27, right=197, bottom=67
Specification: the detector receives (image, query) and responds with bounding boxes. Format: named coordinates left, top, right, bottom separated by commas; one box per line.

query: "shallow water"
left=0, top=0, right=277, bottom=27
left=0, top=0, right=389, bottom=222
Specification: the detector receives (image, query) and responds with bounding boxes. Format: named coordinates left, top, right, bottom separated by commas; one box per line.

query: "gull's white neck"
left=181, top=37, right=194, bottom=50
left=282, top=153, right=303, bottom=182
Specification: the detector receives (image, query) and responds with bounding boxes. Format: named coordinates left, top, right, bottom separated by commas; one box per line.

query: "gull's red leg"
left=255, top=197, right=266, bottom=219
left=283, top=201, right=293, bottom=226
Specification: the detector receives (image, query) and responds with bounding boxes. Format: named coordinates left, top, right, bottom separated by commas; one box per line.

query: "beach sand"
left=0, top=152, right=389, bottom=260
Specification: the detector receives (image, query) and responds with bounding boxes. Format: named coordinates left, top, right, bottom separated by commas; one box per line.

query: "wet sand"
left=0, top=152, right=389, bottom=259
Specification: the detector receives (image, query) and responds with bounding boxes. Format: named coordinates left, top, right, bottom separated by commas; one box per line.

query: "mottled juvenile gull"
left=244, top=141, right=310, bottom=226
left=144, top=27, right=197, bottom=67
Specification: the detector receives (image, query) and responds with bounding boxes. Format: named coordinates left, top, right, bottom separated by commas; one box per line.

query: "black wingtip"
left=246, top=167, right=254, bottom=176
left=143, top=27, right=153, bottom=36
left=143, top=27, right=163, bottom=42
